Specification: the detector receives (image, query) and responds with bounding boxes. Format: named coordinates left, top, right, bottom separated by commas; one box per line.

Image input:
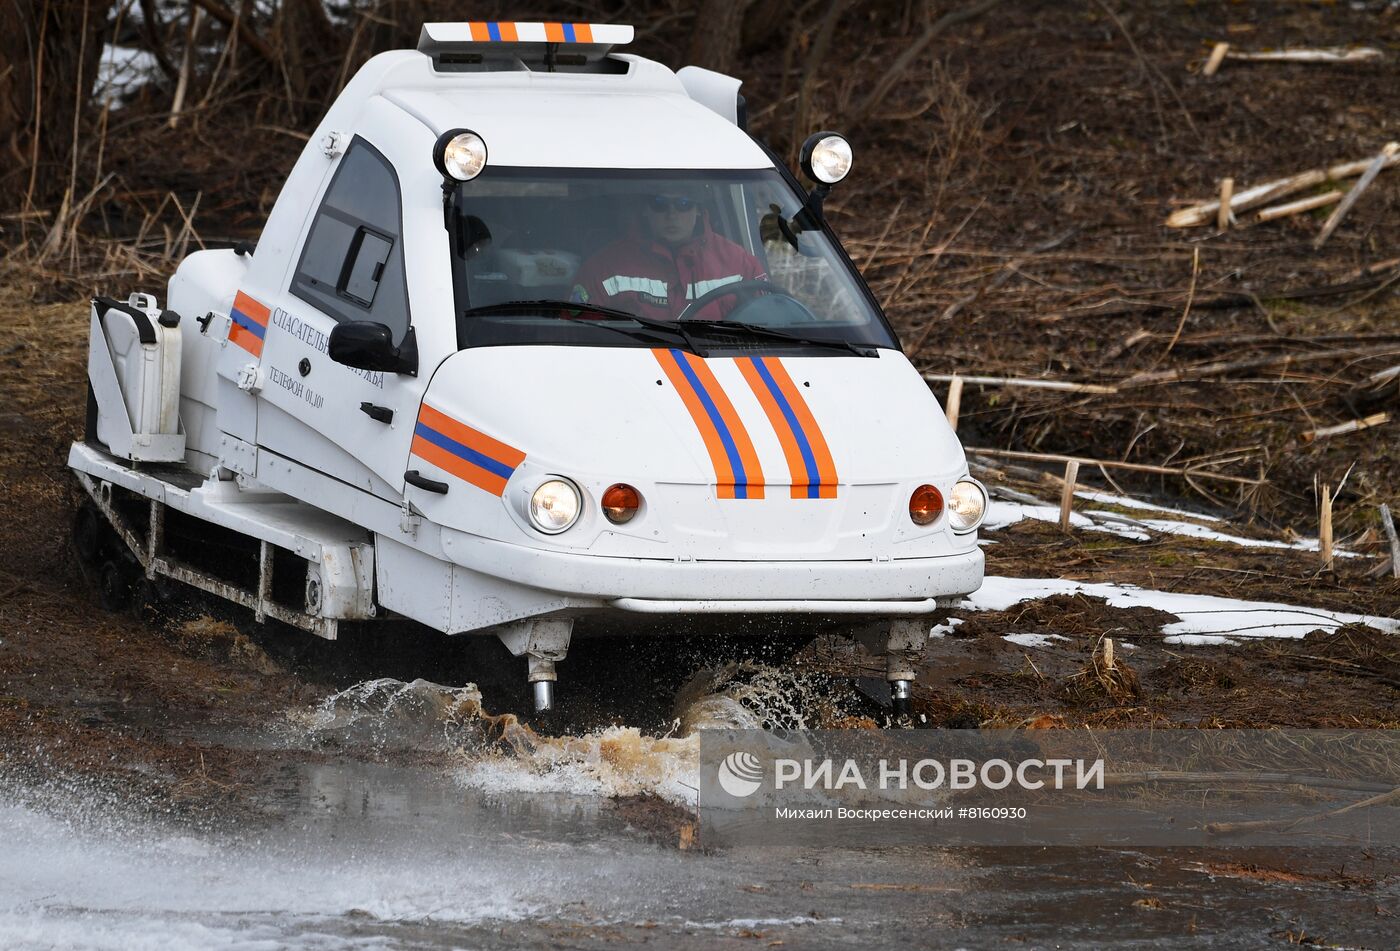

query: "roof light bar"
left=427, top=21, right=633, bottom=45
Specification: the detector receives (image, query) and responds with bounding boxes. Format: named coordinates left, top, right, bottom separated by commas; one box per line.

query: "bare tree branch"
left=856, top=0, right=1005, bottom=120
left=190, top=0, right=275, bottom=64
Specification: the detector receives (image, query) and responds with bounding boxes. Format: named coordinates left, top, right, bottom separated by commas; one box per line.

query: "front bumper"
left=441, top=528, right=984, bottom=609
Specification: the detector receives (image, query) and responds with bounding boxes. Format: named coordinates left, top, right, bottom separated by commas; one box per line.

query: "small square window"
left=340, top=228, right=393, bottom=307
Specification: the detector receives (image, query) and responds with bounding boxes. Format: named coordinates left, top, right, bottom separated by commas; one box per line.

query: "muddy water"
left=2, top=673, right=1396, bottom=950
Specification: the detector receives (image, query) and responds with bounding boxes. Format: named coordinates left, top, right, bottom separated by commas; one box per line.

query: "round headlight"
left=529, top=479, right=581, bottom=534
left=948, top=479, right=987, bottom=533
left=434, top=129, right=488, bottom=182
left=800, top=132, right=852, bottom=185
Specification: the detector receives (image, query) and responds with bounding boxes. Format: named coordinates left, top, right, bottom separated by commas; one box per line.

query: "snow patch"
left=1074, top=489, right=1223, bottom=522
left=988, top=490, right=1350, bottom=556
left=97, top=44, right=159, bottom=105
left=983, top=500, right=1150, bottom=540
left=929, top=618, right=965, bottom=639
left=964, top=576, right=1398, bottom=641
left=1137, top=518, right=1359, bottom=557
left=1003, top=632, right=1069, bottom=648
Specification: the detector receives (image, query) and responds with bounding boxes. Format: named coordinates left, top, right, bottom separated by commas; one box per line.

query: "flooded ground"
left=5, top=700, right=1394, bottom=951
left=4, top=668, right=1399, bottom=950
left=6, top=732, right=1398, bottom=949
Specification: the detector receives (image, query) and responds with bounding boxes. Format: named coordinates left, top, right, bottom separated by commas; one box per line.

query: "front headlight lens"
left=438, top=130, right=487, bottom=181
left=811, top=135, right=852, bottom=183
left=947, top=479, right=987, bottom=533
left=529, top=479, right=581, bottom=534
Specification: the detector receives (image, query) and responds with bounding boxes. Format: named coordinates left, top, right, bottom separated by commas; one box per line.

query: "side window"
left=291, top=138, right=411, bottom=341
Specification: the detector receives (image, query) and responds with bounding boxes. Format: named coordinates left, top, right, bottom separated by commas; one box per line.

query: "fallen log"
left=1068, top=268, right=1400, bottom=319
left=1254, top=190, right=1342, bottom=223
left=1315, top=142, right=1400, bottom=248
left=965, top=447, right=1260, bottom=486
left=921, top=373, right=1118, bottom=394
left=1226, top=47, right=1384, bottom=65
left=1299, top=412, right=1390, bottom=444
left=1166, top=150, right=1400, bottom=228
left=1206, top=784, right=1400, bottom=837
left=1120, top=346, right=1400, bottom=387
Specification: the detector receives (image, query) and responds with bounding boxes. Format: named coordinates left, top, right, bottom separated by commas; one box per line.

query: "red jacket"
left=571, top=218, right=767, bottom=321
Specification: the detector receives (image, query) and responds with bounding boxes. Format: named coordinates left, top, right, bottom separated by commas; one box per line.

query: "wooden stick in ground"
left=1202, top=42, right=1230, bottom=77
left=921, top=373, right=1118, bottom=394
left=1380, top=503, right=1400, bottom=580
left=967, top=447, right=1261, bottom=487
left=1166, top=150, right=1400, bottom=227
left=1319, top=483, right=1334, bottom=572
left=944, top=376, right=963, bottom=431
left=1159, top=246, right=1200, bottom=360
left=1299, top=412, right=1390, bottom=444
left=1217, top=178, right=1233, bottom=229
left=1315, top=142, right=1400, bottom=249
left=1058, top=461, right=1079, bottom=531
left=1255, top=190, right=1343, bottom=223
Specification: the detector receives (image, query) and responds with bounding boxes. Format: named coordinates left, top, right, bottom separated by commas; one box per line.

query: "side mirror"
left=328, top=321, right=418, bottom=375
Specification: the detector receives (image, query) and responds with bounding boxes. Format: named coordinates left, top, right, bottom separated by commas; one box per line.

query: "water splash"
left=288, top=662, right=859, bottom=807
left=291, top=677, right=488, bottom=751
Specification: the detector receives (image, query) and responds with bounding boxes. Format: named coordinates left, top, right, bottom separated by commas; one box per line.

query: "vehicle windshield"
left=450, top=168, right=899, bottom=352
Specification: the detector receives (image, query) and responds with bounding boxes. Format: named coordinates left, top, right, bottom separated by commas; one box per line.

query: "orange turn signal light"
left=602, top=483, right=641, bottom=524
left=909, top=484, right=944, bottom=526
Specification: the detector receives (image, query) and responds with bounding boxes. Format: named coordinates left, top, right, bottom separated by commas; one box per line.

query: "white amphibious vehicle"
left=69, top=21, right=986, bottom=713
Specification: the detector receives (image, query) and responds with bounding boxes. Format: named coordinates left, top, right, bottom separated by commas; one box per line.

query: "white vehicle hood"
left=409, top=345, right=973, bottom=561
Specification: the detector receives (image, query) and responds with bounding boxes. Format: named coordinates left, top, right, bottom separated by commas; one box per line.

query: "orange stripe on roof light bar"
left=421, top=22, right=634, bottom=46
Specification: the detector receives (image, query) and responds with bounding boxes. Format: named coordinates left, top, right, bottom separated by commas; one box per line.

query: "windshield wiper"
left=678, top=319, right=876, bottom=357
left=461, top=300, right=701, bottom=354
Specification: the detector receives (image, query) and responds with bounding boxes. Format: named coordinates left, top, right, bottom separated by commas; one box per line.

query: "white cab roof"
left=356, top=50, right=771, bottom=170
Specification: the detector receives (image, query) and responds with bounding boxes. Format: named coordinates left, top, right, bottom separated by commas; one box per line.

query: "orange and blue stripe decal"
left=654, top=349, right=765, bottom=500
left=411, top=403, right=526, bottom=497
left=467, top=21, right=595, bottom=43
left=737, top=357, right=839, bottom=499
left=467, top=21, right=517, bottom=41
left=228, top=291, right=268, bottom=358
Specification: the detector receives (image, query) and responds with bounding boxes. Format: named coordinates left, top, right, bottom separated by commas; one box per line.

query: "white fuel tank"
left=89, top=293, right=186, bottom=462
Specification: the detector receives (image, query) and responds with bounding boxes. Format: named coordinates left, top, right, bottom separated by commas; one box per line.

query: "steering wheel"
left=677, top=278, right=815, bottom=323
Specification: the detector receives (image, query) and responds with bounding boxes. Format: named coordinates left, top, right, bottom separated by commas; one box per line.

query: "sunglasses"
left=646, top=195, right=698, bottom=214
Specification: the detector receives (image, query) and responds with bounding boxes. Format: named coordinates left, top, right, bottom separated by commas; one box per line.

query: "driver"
left=571, top=189, right=767, bottom=321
